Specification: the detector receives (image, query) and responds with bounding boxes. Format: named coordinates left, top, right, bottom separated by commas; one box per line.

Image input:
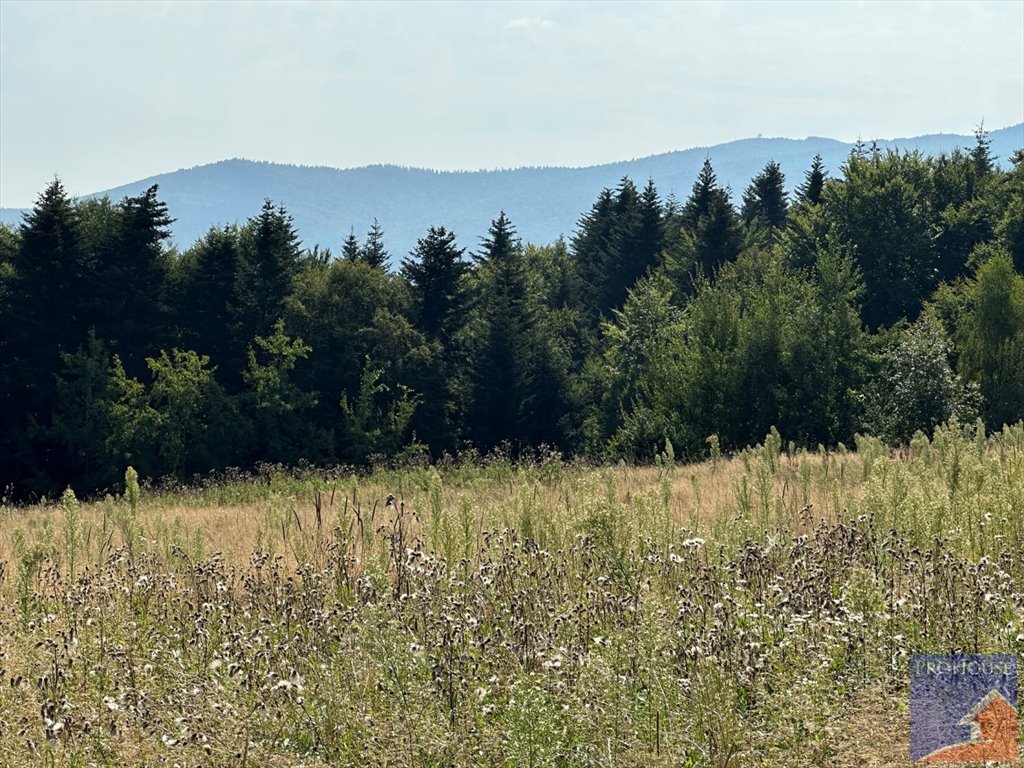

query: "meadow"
left=1, top=422, right=1022, bottom=767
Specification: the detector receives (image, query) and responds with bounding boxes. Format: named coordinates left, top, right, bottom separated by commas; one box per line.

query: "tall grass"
left=0, top=422, right=1022, bottom=766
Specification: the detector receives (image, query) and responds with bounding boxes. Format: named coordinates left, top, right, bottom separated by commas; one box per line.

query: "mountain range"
left=4, top=124, right=1022, bottom=266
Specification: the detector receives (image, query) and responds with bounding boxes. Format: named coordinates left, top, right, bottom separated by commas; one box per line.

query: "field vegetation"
left=1, top=422, right=1022, bottom=767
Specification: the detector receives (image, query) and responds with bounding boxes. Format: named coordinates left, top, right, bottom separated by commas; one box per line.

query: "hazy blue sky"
left=1, top=0, right=1022, bottom=206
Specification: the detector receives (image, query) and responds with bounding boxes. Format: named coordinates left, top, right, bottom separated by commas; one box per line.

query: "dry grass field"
left=1, top=424, right=1022, bottom=766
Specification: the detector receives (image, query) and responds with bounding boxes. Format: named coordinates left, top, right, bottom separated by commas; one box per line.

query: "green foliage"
left=663, top=159, right=742, bottom=293
left=174, top=225, right=243, bottom=373
left=2, top=153, right=1022, bottom=499
left=603, top=274, right=686, bottom=458
left=339, top=358, right=419, bottom=463
left=741, top=160, right=789, bottom=231
left=341, top=227, right=361, bottom=260
left=467, top=213, right=569, bottom=450
left=242, top=319, right=318, bottom=463
left=50, top=333, right=122, bottom=489
left=359, top=218, right=390, bottom=270
left=953, top=251, right=1024, bottom=428
left=860, top=316, right=979, bottom=445
left=235, top=199, right=302, bottom=342
left=795, top=154, right=827, bottom=206
left=124, top=466, right=140, bottom=516
left=401, top=225, right=468, bottom=346
left=825, top=149, right=936, bottom=329
left=996, top=149, right=1024, bottom=271
left=138, top=349, right=242, bottom=478
left=572, top=177, right=664, bottom=320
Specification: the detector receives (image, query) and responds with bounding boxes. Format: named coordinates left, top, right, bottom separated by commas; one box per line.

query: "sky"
left=1, top=0, right=1022, bottom=206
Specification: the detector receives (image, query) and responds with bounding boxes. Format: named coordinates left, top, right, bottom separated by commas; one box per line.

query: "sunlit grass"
left=0, top=422, right=1021, bottom=766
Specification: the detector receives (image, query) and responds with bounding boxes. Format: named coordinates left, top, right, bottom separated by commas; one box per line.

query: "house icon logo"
left=911, top=654, right=1018, bottom=762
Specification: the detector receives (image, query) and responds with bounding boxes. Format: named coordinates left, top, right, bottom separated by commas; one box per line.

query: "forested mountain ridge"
left=2, top=128, right=1023, bottom=498
left=3, top=124, right=1022, bottom=263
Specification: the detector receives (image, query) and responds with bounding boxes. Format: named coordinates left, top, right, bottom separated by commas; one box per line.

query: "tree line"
left=1, top=130, right=1022, bottom=497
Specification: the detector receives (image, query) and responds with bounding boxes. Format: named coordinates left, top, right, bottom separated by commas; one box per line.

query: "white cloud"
left=505, top=16, right=554, bottom=30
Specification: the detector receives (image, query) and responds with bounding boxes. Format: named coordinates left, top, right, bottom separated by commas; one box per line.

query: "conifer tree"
left=360, top=219, right=389, bottom=269
left=4, top=179, right=89, bottom=490
left=796, top=154, right=828, bottom=206
left=571, top=178, right=663, bottom=321
left=236, top=200, right=301, bottom=343
left=11, top=179, right=86, bottom=360
left=971, top=122, right=995, bottom=178
left=741, top=160, right=789, bottom=228
left=670, top=158, right=742, bottom=280
left=469, top=213, right=536, bottom=448
left=402, top=226, right=468, bottom=345
left=401, top=226, right=469, bottom=451
left=572, top=187, right=616, bottom=319
left=342, top=228, right=361, bottom=260
left=176, top=225, right=243, bottom=370
left=607, top=178, right=663, bottom=311
left=104, top=185, right=174, bottom=373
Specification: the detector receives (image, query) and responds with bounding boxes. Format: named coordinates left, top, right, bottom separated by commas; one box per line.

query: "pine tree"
left=676, top=159, right=742, bottom=278
left=104, top=185, right=174, bottom=373
left=360, top=219, right=389, bottom=269
left=469, top=213, right=535, bottom=449
left=971, top=122, right=995, bottom=178
left=682, top=159, right=720, bottom=227
left=176, top=225, right=242, bottom=368
left=571, top=178, right=663, bottom=321
left=796, top=155, right=827, bottom=206
left=4, top=179, right=90, bottom=491
left=401, top=226, right=469, bottom=451
left=606, top=177, right=662, bottom=311
left=572, top=187, right=616, bottom=319
left=342, top=228, right=361, bottom=260
left=637, top=179, right=664, bottom=266
left=741, top=160, right=789, bottom=228
left=11, top=179, right=85, bottom=358
left=401, top=226, right=468, bottom=344
left=236, top=200, right=301, bottom=343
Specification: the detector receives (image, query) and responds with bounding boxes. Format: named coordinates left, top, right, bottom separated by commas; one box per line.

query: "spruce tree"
left=105, top=185, right=174, bottom=373
left=572, top=187, right=616, bottom=319
left=741, top=160, right=789, bottom=228
left=469, top=213, right=535, bottom=449
left=401, top=226, right=469, bottom=451
left=342, top=228, right=361, bottom=260
left=360, top=219, right=389, bottom=269
left=571, top=177, right=663, bottom=321
left=971, top=122, right=995, bottom=178
left=176, top=225, right=242, bottom=368
left=401, top=226, right=468, bottom=345
left=796, top=155, right=827, bottom=206
left=6, top=179, right=89, bottom=490
left=680, top=159, right=742, bottom=276
left=682, top=159, right=719, bottom=227
left=606, top=177, right=662, bottom=312
left=236, top=199, right=301, bottom=343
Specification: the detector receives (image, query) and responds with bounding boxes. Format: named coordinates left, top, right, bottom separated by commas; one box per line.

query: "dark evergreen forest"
left=2, top=132, right=1023, bottom=498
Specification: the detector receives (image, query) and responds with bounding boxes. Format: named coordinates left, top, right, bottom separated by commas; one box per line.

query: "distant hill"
left=4, top=125, right=1022, bottom=266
